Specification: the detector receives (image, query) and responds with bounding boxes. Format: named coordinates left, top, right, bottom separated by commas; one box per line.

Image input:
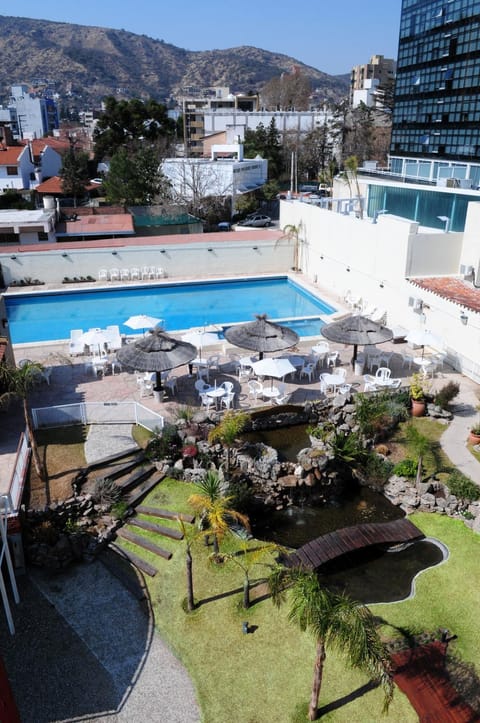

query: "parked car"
left=237, top=214, right=272, bottom=227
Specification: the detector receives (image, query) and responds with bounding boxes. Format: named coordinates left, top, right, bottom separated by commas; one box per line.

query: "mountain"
left=0, top=15, right=349, bottom=107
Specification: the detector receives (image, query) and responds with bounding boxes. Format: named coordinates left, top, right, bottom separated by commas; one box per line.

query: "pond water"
left=246, top=419, right=447, bottom=604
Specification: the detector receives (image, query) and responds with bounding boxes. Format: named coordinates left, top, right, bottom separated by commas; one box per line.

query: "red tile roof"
left=35, top=176, right=102, bottom=194
left=0, top=147, right=25, bottom=165
left=410, top=276, right=480, bottom=313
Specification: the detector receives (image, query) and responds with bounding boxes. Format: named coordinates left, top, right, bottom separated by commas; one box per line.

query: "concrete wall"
left=279, top=198, right=480, bottom=382
left=0, top=236, right=290, bottom=286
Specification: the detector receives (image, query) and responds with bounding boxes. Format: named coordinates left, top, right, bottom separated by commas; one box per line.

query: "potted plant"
left=468, top=403, right=480, bottom=445
left=410, top=372, right=430, bottom=417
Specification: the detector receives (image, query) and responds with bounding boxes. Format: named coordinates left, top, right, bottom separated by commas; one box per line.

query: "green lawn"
left=114, top=477, right=480, bottom=722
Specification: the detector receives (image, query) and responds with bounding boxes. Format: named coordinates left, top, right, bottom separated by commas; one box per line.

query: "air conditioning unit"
left=408, top=297, right=424, bottom=312
left=460, top=264, right=474, bottom=278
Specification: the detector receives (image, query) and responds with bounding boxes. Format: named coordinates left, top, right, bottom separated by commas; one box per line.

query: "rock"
left=277, top=475, right=298, bottom=488
left=420, top=492, right=436, bottom=507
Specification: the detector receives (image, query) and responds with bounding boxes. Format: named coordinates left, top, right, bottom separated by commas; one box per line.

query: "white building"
left=0, top=209, right=56, bottom=244
left=4, top=85, right=59, bottom=140
left=203, top=109, right=333, bottom=138
left=162, top=143, right=267, bottom=203
left=0, top=146, right=34, bottom=192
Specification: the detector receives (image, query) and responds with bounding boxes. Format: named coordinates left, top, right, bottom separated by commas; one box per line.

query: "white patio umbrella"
left=406, top=329, right=445, bottom=358
left=78, top=329, right=111, bottom=355
left=124, top=314, right=163, bottom=335
left=251, top=357, right=296, bottom=387
left=181, top=329, right=220, bottom=359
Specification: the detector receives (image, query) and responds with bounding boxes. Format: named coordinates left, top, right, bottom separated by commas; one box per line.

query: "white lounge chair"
left=369, top=308, right=387, bottom=324
left=105, top=325, right=122, bottom=351
left=69, top=328, right=85, bottom=356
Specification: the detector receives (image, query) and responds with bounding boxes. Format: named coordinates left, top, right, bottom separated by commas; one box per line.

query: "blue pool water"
left=5, top=276, right=336, bottom=344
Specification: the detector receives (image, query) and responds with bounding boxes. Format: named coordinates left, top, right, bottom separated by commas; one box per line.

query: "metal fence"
left=32, top=401, right=164, bottom=433
left=8, top=432, right=30, bottom=514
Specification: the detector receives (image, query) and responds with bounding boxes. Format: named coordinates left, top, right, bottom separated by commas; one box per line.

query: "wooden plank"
left=108, top=542, right=157, bottom=577
left=136, top=505, right=195, bottom=524
left=117, top=465, right=155, bottom=493
left=128, top=472, right=165, bottom=507
left=117, top=527, right=172, bottom=560
left=287, top=519, right=424, bottom=571
left=129, top=517, right=184, bottom=540
left=87, top=447, right=143, bottom=471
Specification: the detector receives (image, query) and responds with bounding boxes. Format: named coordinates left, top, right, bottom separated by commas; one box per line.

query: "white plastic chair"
left=98, top=268, right=108, bottom=281
left=164, top=376, right=177, bottom=395
left=197, top=365, right=210, bottom=382
left=120, top=268, right=130, bottom=280
left=327, top=351, right=339, bottom=368
left=69, top=328, right=85, bottom=356
left=195, top=379, right=211, bottom=396
left=336, top=367, right=347, bottom=381
left=221, top=391, right=235, bottom=410
left=200, top=393, right=214, bottom=411
left=140, top=380, right=153, bottom=397
left=248, top=380, right=263, bottom=401
left=221, top=381, right=234, bottom=394
left=375, top=367, right=391, bottom=382
left=299, top=361, right=316, bottom=382
left=156, top=267, right=166, bottom=278
left=363, top=374, right=378, bottom=392
left=130, top=267, right=141, bottom=280
left=338, top=383, right=351, bottom=395
left=109, top=268, right=120, bottom=281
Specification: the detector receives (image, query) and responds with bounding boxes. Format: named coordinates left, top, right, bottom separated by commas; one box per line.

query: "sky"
left=4, top=0, right=402, bottom=76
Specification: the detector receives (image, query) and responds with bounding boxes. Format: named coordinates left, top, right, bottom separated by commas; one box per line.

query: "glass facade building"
left=390, top=0, right=480, bottom=183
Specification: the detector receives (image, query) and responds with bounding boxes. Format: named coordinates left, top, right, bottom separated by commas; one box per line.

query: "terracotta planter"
left=411, top=399, right=426, bottom=417
left=468, top=431, right=480, bottom=445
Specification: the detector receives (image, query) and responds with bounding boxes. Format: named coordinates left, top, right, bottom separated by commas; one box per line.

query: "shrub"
left=434, top=381, right=460, bottom=409
left=175, top=405, right=196, bottom=424
left=145, top=424, right=181, bottom=461
left=362, top=452, right=394, bottom=485
left=93, top=477, right=122, bottom=505
left=111, top=500, right=129, bottom=519
left=354, top=390, right=409, bottom=438
left=445, top=470, right=480, bottom=501
left=393, top=458, right=418, bottom=478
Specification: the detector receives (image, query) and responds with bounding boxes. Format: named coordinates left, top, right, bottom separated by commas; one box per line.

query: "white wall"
left=279, top=199, right=480, bottom=381
left=0, top=236, right=290, bottom=286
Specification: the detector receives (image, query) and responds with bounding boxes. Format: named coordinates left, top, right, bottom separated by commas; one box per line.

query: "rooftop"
left=410, top=277, right=480, bottom=313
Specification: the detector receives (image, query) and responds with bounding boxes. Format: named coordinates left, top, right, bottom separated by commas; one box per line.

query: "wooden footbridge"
left=286, top=518, right=424, bottom=571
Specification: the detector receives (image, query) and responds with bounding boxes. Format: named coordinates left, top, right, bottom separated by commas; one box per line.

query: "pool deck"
left=2, top=275, right=480, bottom=495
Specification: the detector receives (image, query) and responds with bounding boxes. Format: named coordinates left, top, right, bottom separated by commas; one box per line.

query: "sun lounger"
left=69, top=328, right=85, bottom=356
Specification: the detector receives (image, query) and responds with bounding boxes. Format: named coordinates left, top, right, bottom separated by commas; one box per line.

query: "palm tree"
left=276, top=222, right=304, bottom=272
left=405, top=423, right=435, bottom=489
left=0, top=361, right=46, bottom=485
left=177, top=518, right=201, bottom=612
left=269, top=567, right=393, bottom=720
left=225, top=541, right=282, bottom=609
left=343, top=155, right=364, bottom=219
left=208, top=411, right=250, bottom=477
left=188, top=470, right=250, bottom=556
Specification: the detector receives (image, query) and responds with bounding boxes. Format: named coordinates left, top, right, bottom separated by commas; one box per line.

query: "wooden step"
left=117, top=527, right=172, bottom=560
left=128, top=472, right=165, bottom=508
left=129, top=516, right=184, bottom=540
left=117, top=465, right=155, bottom=493
left=104, top=454, right=147, bottom=481
left=87, top=446, right=143, bottom=471
left=108, top=542, right=157, bottom=577
left=136, top=505, right=195, bottom=524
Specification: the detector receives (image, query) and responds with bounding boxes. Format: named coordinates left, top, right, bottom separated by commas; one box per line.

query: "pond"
left=245, top=419, right=447, bottom=605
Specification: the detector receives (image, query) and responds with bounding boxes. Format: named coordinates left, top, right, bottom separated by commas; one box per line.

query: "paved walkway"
left=0, top=562, right=199, bottom=723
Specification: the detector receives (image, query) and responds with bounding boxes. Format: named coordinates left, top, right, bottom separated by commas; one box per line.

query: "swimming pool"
left=5, top=276, right=336, bottom=344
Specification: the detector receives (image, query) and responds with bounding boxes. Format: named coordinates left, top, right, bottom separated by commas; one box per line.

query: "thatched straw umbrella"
left=321, top=314, right=393, bottom=368
left=223, top=314, right=299, bottom=360
left=116, top=328, right=197, bottom=390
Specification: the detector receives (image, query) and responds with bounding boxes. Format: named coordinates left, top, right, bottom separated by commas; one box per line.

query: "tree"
left=225, top=541, right=281, bottom=609
left=261, top=70, right=311, bottom=111
left=93, top=96, right=175, bottom=160
left=58, top=140, right=90, bottom=207
left=207, top=411, right=250, bottom=476
left=277, top=222, right=305, bottom=272
left=269, top=568, right=393, bottom=720
left=243, top=120, right=284, bottom=179
left=188, top=470, right=250, bottom=556
left=0, top=362, right=47, bottom=488
left=103, top=145, right=171, bottom=206
left=405, top=423, right=435, bottom=489
left=177, top=518, right=201, bottom=612
left=342, top=155, right=364, bottom=219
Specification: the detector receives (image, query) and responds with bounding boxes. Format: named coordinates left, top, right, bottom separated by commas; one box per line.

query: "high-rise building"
left=350, top=54, right=396, bottom=108
left=390, top=0, right=480, bottom=186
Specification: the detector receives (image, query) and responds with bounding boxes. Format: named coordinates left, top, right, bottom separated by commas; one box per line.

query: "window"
left=6, top=166, right=17, bottom=176
left=38, top=231, right=48, bottom=241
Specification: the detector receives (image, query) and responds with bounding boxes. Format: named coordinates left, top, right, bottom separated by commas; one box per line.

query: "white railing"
left=32, top=401, right=163, bottom=433
left=8, top=432, right=30, bottom=514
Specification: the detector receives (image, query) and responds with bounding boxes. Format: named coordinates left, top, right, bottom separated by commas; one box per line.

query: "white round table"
left=414, top=357, right=432, bottom=377
left=206, top=386, right=225, bottom=408
left=262, top=386, right=280, bottom=400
